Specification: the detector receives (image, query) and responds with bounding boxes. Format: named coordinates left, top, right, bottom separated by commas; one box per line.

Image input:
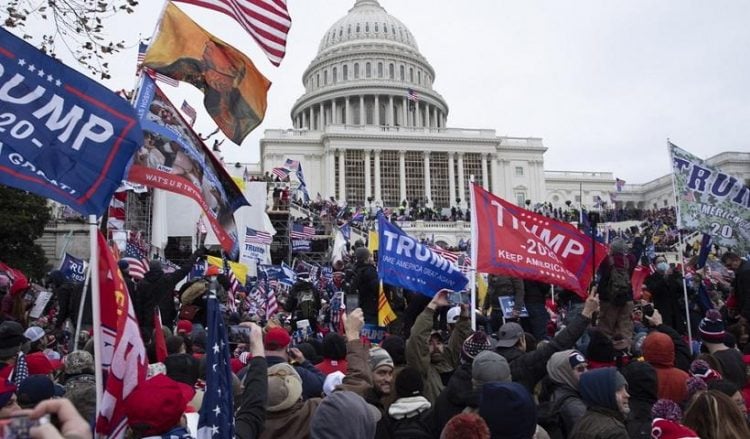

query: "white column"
left=374, top=150, right=382, bottom=202
left=448, top=152, right=456, bottom=206
left=481, top=153, right=489, bottom=190
left=319, top=102, right=325, bottom=128
left=415, top=101, right=421, bottom=127
left=491, top=153, right=500, bottom=194
left=325, top=149, right=335, bottom=198
left=424, top=151, right=432, bottom=206
left=374, top=95, right=380, bottom=126
left=345, top=97, right=350, bottom=125
left=359, top=95, right=365, bottom=125
left=338, top=149, right=346, bottom=202
left=364, top=149, right=372, bottom=200
left=388, top=95, right=394, bottom=126
left=332, top=99, right=337, bottom=124
left=308, top=107, right=313, bottom=129
left=402, top=97, right=408, bottom=127
left=399, top=150, right=406, bottom=203
left=425, top=104, right=431, bottom=128
left=457, top=152, right=465, bottom=207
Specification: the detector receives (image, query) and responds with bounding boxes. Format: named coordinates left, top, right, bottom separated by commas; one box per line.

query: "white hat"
left=24, top=326, right=45, bottom=343
left=323, top=371, right=345, bottom=396
left=447, top=306, right=461, bottom=324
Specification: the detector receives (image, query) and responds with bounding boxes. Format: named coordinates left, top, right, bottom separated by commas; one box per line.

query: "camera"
left=642, top=303, right=655, bottom=324
left=228, top=325, right=251, bottom=344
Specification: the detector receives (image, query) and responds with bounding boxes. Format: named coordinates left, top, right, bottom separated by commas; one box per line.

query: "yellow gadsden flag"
left=144, top=2, right=271, bottom=145
left=368, top=229, right=379, bottom=253
left=378, top=282, right=397, bottom=327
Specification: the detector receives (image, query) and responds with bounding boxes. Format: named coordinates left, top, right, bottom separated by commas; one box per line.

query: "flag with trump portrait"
left=471, top=184, right=608, bottom=298
left=143, top=1, right=271, bottom=145
left=0, top=27, right=143, bottom=216
left=129, top=74, right=249, bottom=258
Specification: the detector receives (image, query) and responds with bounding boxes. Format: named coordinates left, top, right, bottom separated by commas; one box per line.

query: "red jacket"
left=315, top=358, right=348, bottom=376
left=643, top=332, right=688, bottom=403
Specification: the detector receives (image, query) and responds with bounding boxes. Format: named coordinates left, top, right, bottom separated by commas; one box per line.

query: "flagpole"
left=667, top=140, right=693, bottom=355
left=88, top=214, right=104, bottom=429
left=469, top=179, right=478, bottom=331
left=73, top=264, right=92, bottom=351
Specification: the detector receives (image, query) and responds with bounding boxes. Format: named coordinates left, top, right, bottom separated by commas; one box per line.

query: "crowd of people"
left=0, top=209, right=749, bottom=438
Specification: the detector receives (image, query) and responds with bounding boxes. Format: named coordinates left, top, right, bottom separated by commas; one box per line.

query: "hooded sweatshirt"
left=570, top=367, right=629, bottom=439
left=479, top=382, right=537, bottom=439
left=642, top=332, right=688, bottom=403
left=310, top=391, right=379, bottom=439
left=620, top=361, right=658, bottom=439
left=546, top=350, right=587, bottom=435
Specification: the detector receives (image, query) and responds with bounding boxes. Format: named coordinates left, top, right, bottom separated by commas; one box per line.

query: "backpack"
left=606, top=255, right=631, bottom=306
left=297, top=285, right=317, bottom=321
left=536, top=393, right=575, bottom=439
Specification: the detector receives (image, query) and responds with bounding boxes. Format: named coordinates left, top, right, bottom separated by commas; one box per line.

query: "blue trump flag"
left=377, top=214, right=468, bottom=297
left=59, top=253, right=86, bottom=283
left=0, top=28, right=143, bottom=215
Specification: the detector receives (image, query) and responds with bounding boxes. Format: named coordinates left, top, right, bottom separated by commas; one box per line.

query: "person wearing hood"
left=406, top=290, right=472, bottom=403
left=620, top=361, right=658, bottom=439
left=596, top=237, right=636, bottom=350
left=642, top=331, right=688, bottom=403
left=495, top=288, right=599, bottom=393
left=644, top=255, right=685, bottom=333
left=387, top=367, right=434, bottom=438
left=478, top=381, right=547, bottom=439
left=310, top=390, right=381, bottom=439
left=431, top=334, right=498, bottom=434
left=350, top=247, right=379, bottom=324
left=545, top=349, right=589, bottom=436
left=134, top=247, right=205, bottom=337
left=569, top=367, right=630, bottom=439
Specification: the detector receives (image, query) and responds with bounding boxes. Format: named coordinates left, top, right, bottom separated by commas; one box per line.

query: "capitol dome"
left=290, top=0, right=449, bottom=130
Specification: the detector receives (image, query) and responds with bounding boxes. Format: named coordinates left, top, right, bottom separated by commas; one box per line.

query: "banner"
left=143, top=2, right=270, bottom=145
left=361, top=324, right=387, bottom=345
left=377, top=214, right=468, bottom=297
left=207, top=255, right=247, bottom=287
left=292, top=239, right=311, bottom=252
left=95, top=232, right=148, bottom=438
left=670, top=142, right=749, bottom=250
left=59, top=253, right=87, bottom=283
left=471, top=184, right=593, bottom=296
left=0, top=28, right=143, bottom=216
left=129, top=75, right=248, bottom=257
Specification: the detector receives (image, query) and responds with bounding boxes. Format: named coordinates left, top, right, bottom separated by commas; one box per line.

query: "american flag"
left=221, top=257, right=239, bottom=313
left=197, top=295, right=235, bottom=439
left=290, top=223, right=315, bottom=240
left=283, top=158, right=300, bottom=170
left=136, top=43, right=179, bottom=87
left=245, top=226, right=273, bottom=245
left=174, top=0, right=291, bottom=67
left=407, top=88, right=419, bottom=102
left=260, top=270, right=278, bottom=318
left=271, top=167, right=290, bottom=180
left=122, top=241, right=150, bottom=280
left=180, top=99, right=197, bottom=126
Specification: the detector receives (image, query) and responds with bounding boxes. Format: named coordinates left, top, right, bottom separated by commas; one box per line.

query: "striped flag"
left=122, top=241, right=150, bottom=280
left=245, top=226, right=273, bottom=245
left=378, top=282, right=397, bottom=326
left=283, top=158, right=300, bottom=170
left=290, top=223, right=315, bottom=240
left=173, top=0, right=291, bottom=67
left=136, top=42, right=179, bottom=87
left=180, top=99, right=197, bottom=126
left=407, top=88, right=419, bottom=102
left=271, top=167, right=290, bottom=180
left=222, top=256, right=239, bottom=313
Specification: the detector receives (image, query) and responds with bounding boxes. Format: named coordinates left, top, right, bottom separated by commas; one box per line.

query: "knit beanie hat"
left=440, top=413, right=490, bottom=439
left=368, top=347, right=394, bottom=372
left=689, top=359, right=722, bottom=382
left=395, top=367, right=423, bottom=398
left=472, top=351, right=511, bottom=388
left=651, top=418, right=700, bottom=439
left=685, top=376, right=708, bottom=402
left=651, top=399, right=683, bottom=422
left=698, top=309, right=725, bottom=343
left=461, top=331, right=492, bottom=363
left=586, top=329, right=615, bottom=366
left=479, top=382, right=536, bottom=439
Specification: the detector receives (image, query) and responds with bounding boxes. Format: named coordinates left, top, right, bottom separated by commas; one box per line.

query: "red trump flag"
left=471, top=184, right=608, bottom=298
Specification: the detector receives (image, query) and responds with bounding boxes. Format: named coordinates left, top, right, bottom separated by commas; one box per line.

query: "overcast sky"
left=50, top=0, right=750, bottom=184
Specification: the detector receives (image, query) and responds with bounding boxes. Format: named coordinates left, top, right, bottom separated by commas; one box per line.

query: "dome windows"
left=356, top=24, right=360, bottom=33
left=389, top=63, right=394, bottom=79
left=365, top=23, right=369, bottom=32
left=400, top=65, right=404, bottom=81
left=366, top=62, right=371, bottom=78
left=354, top=63, right=360, bottom=79
left=333, top=67, right=338, bottom=84
left=375, top=23, right=379, bottom=32
left=409, top=67, right=414, bottom=83
left=378, top=62, right=383, bottom=78
left=343, top=65, right=349, bottom=80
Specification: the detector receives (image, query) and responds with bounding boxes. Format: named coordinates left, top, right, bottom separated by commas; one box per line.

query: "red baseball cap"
left=264, top=327, right=291, bottom=351
left=124, top=374, right=189, bottom=436
left=176, top=320, right=193, bottom=335
left=26, top=352, right=57, bottom=375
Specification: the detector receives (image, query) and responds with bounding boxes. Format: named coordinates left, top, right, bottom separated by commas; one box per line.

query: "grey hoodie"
left=310, top=391, right=380, bottom=439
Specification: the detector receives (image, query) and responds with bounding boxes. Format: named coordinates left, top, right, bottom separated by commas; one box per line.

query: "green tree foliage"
left=0, top=186, right=52, bottom=281
left=3, top=0, right=140, bottom=79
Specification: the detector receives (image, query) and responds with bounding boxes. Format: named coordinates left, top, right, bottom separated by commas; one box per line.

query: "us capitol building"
left=257, top=0, right=749, bottom=213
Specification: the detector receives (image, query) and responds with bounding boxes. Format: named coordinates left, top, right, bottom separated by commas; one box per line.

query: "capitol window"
left=375, top=23, right=379, bottom=32
left=409, top=67, right=414, bottom=83
left=389, top=63, right=394, bottom=79
left=400, top=65, right=404, bottom=80
left=366, top=23, right=369, bottom=32
left=316, top=74, right=320, bottom=88
left=418, top=71, right=421, bottom=85
left=324, top=70, right=328, bottom=85
left=366, top=62, right=371, bottom=78
left=333, top=67, right=337, bottom=83
left=378, top=62, right=383, bottom=78
left=515, top=166, right=524, bottom=177
left=515, top=192, right=527, bottom=206
left=348, top=25, right=351, bottom=35
left=354, top=63, right=360, bottom=79
left=356, top=24, right=360, bottom=33
left=343, top=65, right=348, bottom=80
